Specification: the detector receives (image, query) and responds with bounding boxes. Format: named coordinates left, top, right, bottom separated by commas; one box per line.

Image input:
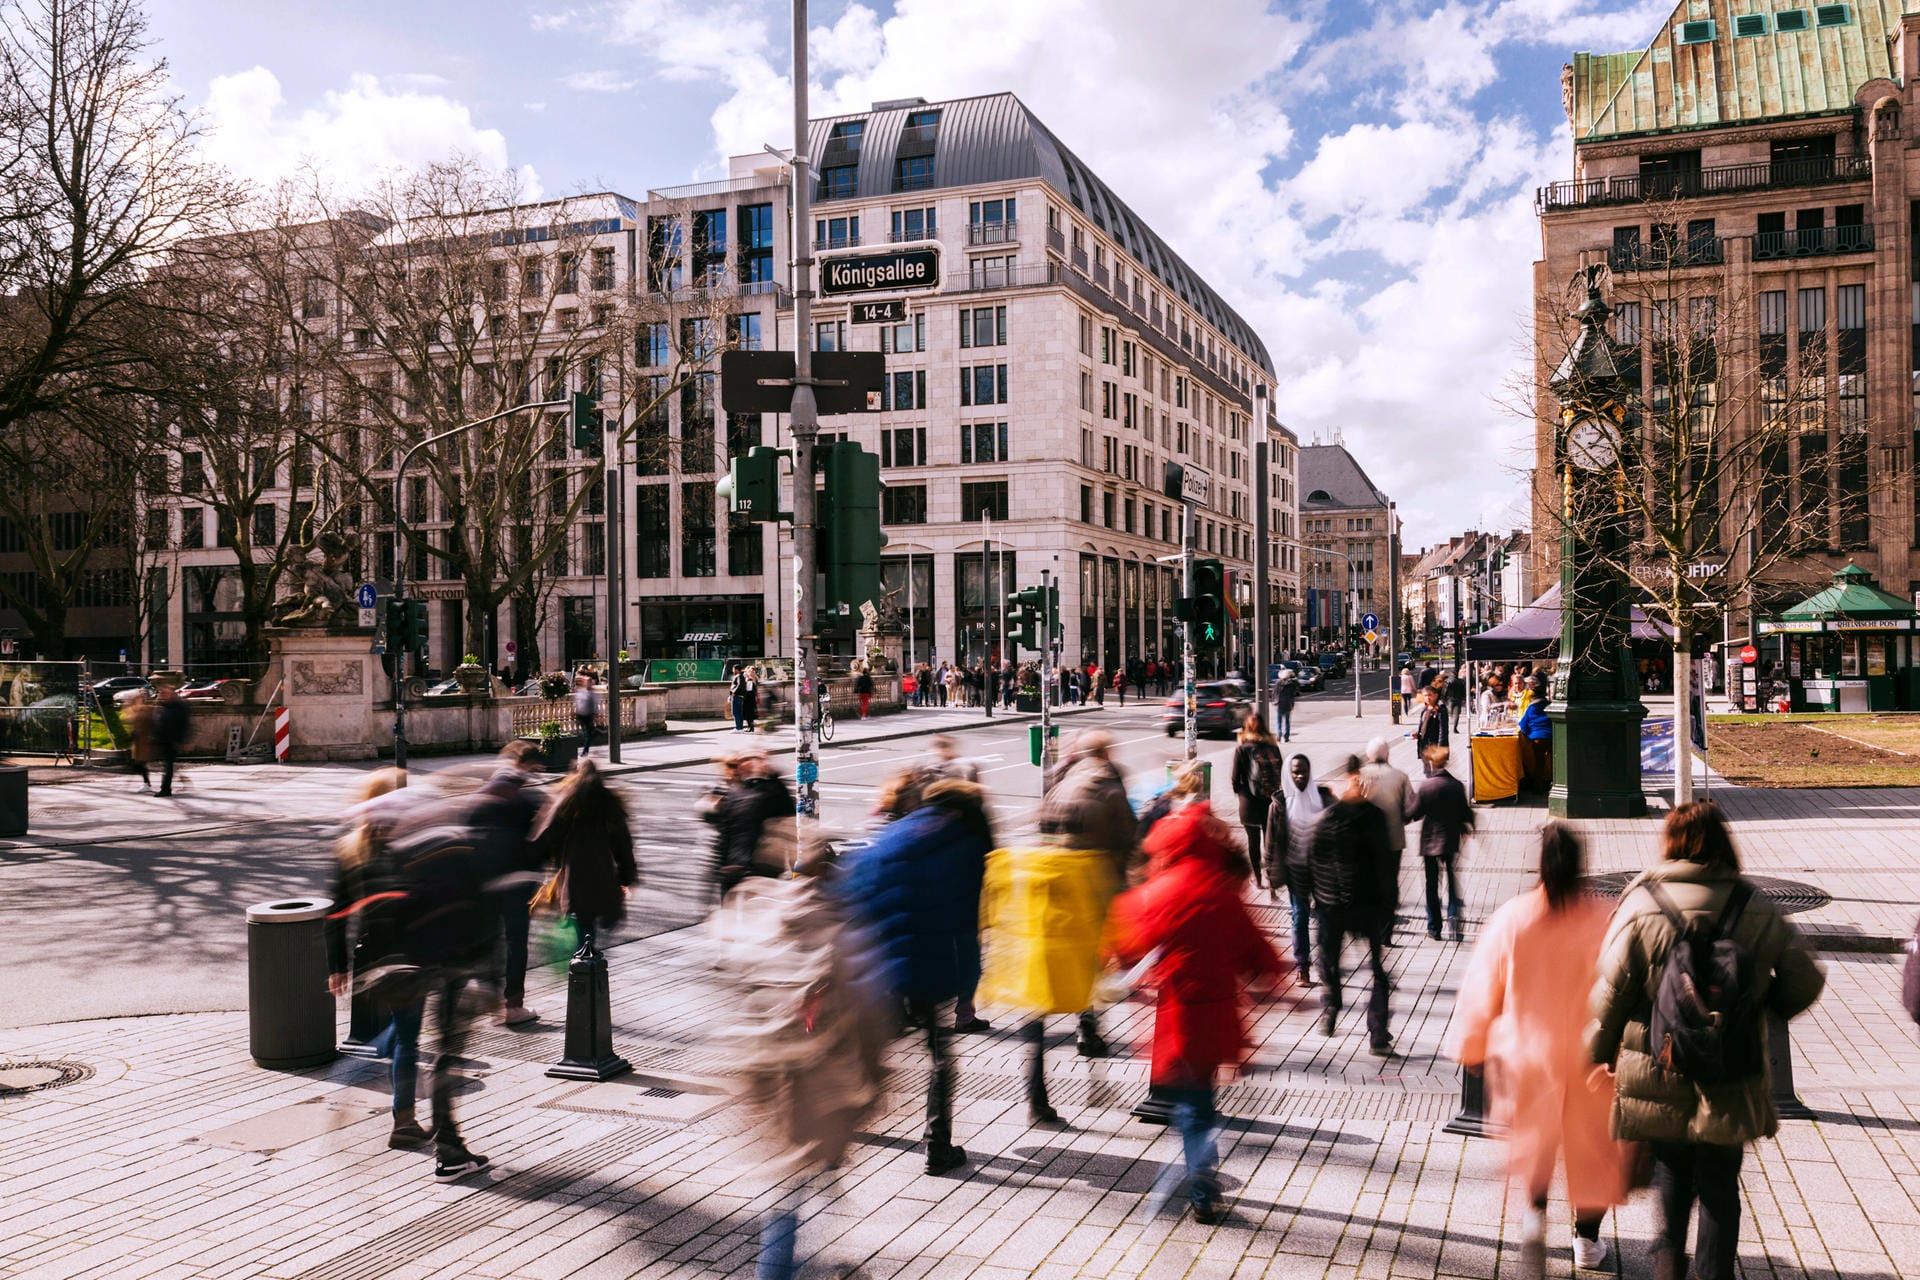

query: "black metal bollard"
left=546, top=936, right=630, bottom=1081
left=1767, top=1016, right=1814, bottom=1121
left=1442, top=1064, right=1499, bottom=1139
left=1130, top=1086, right=1173, bottom=1126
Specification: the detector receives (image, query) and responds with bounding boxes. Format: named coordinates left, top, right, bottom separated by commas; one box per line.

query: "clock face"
left=1566, top=417, right=1620, bottom=471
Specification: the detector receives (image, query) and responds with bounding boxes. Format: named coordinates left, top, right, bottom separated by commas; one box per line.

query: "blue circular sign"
left=356, top=583, right=378, bottom=609
left=1361, top=612, right=1379, bottom=632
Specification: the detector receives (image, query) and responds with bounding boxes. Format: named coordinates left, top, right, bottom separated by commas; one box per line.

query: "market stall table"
left=1470, top=733, right=1521, bottom=803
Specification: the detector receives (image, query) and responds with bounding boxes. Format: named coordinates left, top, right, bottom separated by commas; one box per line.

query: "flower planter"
left=528, top=733, right=584, bottom=772
left=453, top=665, right=490, bottom=695
left=1015, top=692, right=1042, bottom=713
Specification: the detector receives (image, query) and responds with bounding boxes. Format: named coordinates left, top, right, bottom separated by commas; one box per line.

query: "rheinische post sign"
left=820, top=248, right=939, bottom=297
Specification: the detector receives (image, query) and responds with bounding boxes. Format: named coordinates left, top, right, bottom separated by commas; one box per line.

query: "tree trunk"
left=1672, top=619, right=1693, bottom=807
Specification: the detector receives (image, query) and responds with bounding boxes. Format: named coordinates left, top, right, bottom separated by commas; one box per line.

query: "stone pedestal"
left=262, top=627, right=378, bottom=762
left=859, top=626, right=905, bottom=676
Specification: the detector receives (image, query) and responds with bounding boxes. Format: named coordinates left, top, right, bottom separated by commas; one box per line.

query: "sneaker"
left=1520, top=1206, right=1546, bottom=1244
left=500, top=1005, right=538, bottom=1027
left=388, top=1118, right=431, bottom=1149
left=1191, top=1200, right=1225, bottom=1225
left=1368, top=1035, right=1396, bottom=1058
left=1572, top=1237, right=1610, bottom=1270
left=1028, top=1105, right=1065, bottom=1126
left=1319, top=1010, right=1337, bottom=1037
left=1427, top=927, right=1442, bottom=941
left=925, top=1144, right=967, bottom=1176
left=1076, top=1033, right=1110, bottom=1059
left=433, top=1149, right=490, bottom=1182
left=952, top=1017, right=991, bottom=1034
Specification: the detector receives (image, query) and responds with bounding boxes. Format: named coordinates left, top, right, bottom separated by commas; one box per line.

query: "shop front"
left=1758, top=565, right=1919, bottom=713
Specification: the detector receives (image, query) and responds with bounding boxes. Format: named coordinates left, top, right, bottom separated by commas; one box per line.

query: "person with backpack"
left=1590, top=801, right=1826, bottom=1280
left=712, top=752, right=797, bottom=897
left=838, top=773, right=993, bottom=1176
left=1229, top=713, right=1285, bottom=893
left=1311, top=755, right=1398, bottom=1056
left=1106, top=792, right=1283, bottom=1224
left=1407, top=744, right=1473, bottom=942
left=1452, top=822, right=1628, bottom=1276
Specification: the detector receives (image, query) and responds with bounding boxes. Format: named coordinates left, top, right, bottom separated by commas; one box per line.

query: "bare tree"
left=1534, top=208, right=1900, bottom=803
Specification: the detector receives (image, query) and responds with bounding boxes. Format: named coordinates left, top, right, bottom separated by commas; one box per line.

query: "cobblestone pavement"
left=5, top=762, right=1920, bottom=1280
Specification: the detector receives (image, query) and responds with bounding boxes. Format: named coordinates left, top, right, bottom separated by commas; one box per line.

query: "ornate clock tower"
left=1545, top=274, right=1647, bottom=819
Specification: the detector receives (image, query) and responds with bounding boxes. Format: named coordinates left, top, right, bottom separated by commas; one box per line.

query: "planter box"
left=1015, top=693, right=1042, bottom=712
left=528, top=734, right=584, bottom=772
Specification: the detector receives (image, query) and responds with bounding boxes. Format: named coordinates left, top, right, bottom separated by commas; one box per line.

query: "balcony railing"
left=1070, top=246, right=1088, bottom=272
left=1093, top=263, right=1109, bottom=289
left=1536, top=154, right=1870, bottom=214
left=948, top=262, right=1068, bottom=295
left=899, top=124, right=939, bottom=146
left=967, top=218, right=1018, bottom=246
left=1752, top=224, right=1876, bottom=260
left=647, top=171, right=790, bottom=202
left=1607, top=237, right=1726, bottom=273
left=1046, top=225, right=1065, bottom=255
left=813, top=232, right=862, bottom=250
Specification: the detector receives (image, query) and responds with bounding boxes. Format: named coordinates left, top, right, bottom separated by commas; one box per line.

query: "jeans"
left=1423, top=854, right=1462, bottom=936
left=1162, top=1084, right=1220, bottom=1209
left=497, top=891, right=531, bottom=1005
left=906, top=999, right=956, bottom=1152
left=158, top=744, right=178, bottom=795
left=575, top=713, right=594, bottom=755
left=1287, top=890, right=1313, bottom=975
left=427, top=973, right=475, bottom=1155
left=1242, top=824, right=1265, bottom=888
left=1653, top=1142, right=1744, bottom=1280
left=1319, top=908, right=1391, bottom=1041
left=1274, top=707, right=1292, bottom=741
left=730, top=695, right=747, bottom=730
left=370, top=999, right=424, bottom=1113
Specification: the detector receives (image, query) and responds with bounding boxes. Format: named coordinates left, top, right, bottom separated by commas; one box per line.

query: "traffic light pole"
left=390, top=399, right=567, bottom=780
left=1182, top=500, right=1196, bottom=763
left=787, top=0, right=823, bottom=820
left=1039, top=568, right=1054, bottom=773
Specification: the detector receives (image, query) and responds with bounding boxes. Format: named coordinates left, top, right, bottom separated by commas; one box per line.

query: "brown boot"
left=388, top=1109, right=431, bottom=1149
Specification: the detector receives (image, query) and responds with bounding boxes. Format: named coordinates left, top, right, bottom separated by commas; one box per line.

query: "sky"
left=146, top=0, right=1677, bottom=549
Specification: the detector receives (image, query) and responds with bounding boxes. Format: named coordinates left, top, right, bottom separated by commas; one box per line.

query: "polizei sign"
left=819, top=248, right=940, bottom=296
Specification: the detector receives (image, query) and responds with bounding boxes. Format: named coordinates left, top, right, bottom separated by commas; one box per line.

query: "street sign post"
left=1361, top=612, right=1379, bottom=633
left=818, top=247, right=940, bottom=296
left=719, top=349, right=886, bottom=416
left=851, top=299, right=906, bottom=324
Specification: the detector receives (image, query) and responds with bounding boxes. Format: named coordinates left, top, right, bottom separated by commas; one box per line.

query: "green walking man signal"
left=1185, top=558, right=1225, bottom=653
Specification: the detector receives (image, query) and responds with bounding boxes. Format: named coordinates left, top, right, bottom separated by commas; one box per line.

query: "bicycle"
left=814, top=700, right=835, bottom=743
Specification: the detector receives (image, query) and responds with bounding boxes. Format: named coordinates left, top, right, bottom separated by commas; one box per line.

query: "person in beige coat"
left=1589, top=801, right=1825, bottom=1280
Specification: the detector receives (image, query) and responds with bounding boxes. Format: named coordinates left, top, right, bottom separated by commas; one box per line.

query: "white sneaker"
left=1520, top=1206, right=1546, bottom=1244
left=1572, top=1236, right=1609, bottom=1270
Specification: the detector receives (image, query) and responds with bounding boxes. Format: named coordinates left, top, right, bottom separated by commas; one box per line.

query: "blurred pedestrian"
left=1264, top=753, right=1331, bottom=978
left=533, top=759, right=637, bottom=952
left=152, top=683, right=189, bottom=796
left=1107, top=792, right=1282, bottom=1224
left=1415, top=686, right=1449, bottom=757
left=326, top=768, right=432, bottom=1150
left=1452, top=823, right=1628, bottom=1276
left=922, top=734, right=980, bottom=784
left=470, top=741, right=547, bottom=1026
left=854, top=663, right=874, bottom=720
left=1038, top=730, right=1139, bottom=1058
left=1360, top=738, right=1413, bottom=941
left=1519, top=689, right=1554, bottom=793
left=1408, top=744, right=1473, bottom=941
left=839, top=772, right=993, bottom=1175
left=1311, top=755, right=1397, bottom=1055
left=571, top=673, right=598, bottom=757
left=729, top=663, right=753, bottom=732
left=712, top=751, right=797, bottom=898
left=1272, top=669, right=1297, bottom=743
left=1229, top=712, right=1284, bottom=892
left=1590, top=801, right=1826, bottom=1280
left=117, top=689, right=154, bottom=792
left=1447, top=667, right=1468, bottom=732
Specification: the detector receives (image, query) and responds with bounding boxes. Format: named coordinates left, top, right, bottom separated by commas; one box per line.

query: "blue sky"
left=149, top=0, right=1675, bottom=546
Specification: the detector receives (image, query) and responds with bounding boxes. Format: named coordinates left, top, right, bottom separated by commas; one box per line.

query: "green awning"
left=1777, top=563, right=1918, bottom=622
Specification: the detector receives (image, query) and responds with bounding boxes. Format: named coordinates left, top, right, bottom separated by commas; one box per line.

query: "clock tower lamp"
left=1545, top=271, right=1647, bottom=818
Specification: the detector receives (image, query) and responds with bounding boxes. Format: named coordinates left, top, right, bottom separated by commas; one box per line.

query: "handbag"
left=531, top=866, right=566, bottom=915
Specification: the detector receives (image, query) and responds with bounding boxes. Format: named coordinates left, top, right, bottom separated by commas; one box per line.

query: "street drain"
left=1584, top=872, right=1831, bottom=915
left=0, top=1060, right=93, bottom=1096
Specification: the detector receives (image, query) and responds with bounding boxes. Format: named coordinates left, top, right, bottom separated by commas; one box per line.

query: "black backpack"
left=1249, top=743, right=1284, bottom=799
left=1645, top=880, right=1762, bottom=1085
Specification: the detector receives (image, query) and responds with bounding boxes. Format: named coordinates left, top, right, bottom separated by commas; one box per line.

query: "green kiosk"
left=1758, top=564, right=1919, bottom=713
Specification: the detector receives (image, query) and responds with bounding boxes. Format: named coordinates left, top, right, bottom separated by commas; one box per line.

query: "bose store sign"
left=819, top=248, right=939, bottom=297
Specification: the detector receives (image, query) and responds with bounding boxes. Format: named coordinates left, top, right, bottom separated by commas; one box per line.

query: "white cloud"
left=562, top=69, right=639, bottom=92
left=200, top=67, right=540, bottom=197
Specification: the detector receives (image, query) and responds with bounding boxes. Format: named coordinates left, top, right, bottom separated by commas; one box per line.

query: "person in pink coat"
left=1449, top=822, right=1628, bottom=1276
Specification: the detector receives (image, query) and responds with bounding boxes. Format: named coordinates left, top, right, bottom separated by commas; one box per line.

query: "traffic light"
left=1191, top=558, right=1226, bottom=652
left=1006, top=586, right=1046, bottom=651
left=385, top=598, right=409, bottom=652
left=717, top=446, right=784, bottom=522
left=571, top=389, right=603, bottom=453
left=818, top=442, right=886, bottom=617
left=384, top=597, right=430, bottom=670
left=1046, top=583, right=1062, bottom=646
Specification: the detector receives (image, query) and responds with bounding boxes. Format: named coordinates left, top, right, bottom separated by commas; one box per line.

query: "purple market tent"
left=1463, top=583, right=1673, bottom=661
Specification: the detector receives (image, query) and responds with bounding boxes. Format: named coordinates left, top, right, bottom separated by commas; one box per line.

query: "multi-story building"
left=1536, top=0, right=1920, bottom=620
left=1298, top=441, right=1394, bottom=653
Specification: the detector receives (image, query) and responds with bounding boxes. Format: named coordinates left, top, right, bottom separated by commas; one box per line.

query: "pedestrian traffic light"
left=818, top=442, right=886, bottom=618
left=717, top=446, right=784, bottom=522
left=1192, top=558, right=1226, bottom=652
left=571, top=389, right=603, bottom=453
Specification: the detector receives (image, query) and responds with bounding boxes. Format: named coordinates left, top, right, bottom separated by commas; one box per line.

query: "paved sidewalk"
left=4, top=776, right=1919, bottom=1280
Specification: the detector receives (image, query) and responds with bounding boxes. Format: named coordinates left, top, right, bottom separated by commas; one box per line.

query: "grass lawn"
left=1706, top=714, right=1919, bottom=787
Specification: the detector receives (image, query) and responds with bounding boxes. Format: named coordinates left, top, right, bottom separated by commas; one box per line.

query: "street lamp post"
left=1545, top=270, right=1647, bottom=818
left=1253, top=384, right=1271, bottom=718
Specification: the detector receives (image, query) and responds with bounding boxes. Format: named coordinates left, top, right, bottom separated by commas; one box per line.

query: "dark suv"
left=1161, top=680, right=1254, bottom=738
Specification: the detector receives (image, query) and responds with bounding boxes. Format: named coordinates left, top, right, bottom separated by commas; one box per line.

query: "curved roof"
left=807, top=92, right=1272, bottom=374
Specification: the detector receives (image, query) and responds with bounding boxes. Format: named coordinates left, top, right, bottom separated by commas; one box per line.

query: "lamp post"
left=1545, top=270, right=1647, bottom=818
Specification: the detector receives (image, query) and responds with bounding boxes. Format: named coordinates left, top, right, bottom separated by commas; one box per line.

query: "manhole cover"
left=0, top=1060, right=93, bottom=1096
left=1584, top=873, right=1830, bottom=915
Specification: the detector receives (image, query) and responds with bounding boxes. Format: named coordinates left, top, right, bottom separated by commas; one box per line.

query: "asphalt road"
left=0, top=667, right=1398, bottom=1031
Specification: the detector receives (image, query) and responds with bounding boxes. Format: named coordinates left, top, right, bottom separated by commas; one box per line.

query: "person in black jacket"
left=1445, top=668, right=1467, bottom=732
left=1271, top=672, right=1298, bottom=743
left=1414, top=687, right=1449, bottom=759
left=1229, top=713, right=1284, bottom=891
left=469, top=742, right=547, bottom=1026
left=152, top=685, right=190, bottom=796
left=534, top=759, right=638, bottom=950
left=713, top=752, right=797, bottom=893
left=1309, top=755, right=1397, bottom=1055
left=1407, top=745, right=1474, bottom=941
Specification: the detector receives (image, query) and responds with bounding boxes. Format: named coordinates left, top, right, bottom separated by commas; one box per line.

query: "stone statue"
left=876, top=585, right=904, bottom=630
left=270, top=529, right=358, bottom=628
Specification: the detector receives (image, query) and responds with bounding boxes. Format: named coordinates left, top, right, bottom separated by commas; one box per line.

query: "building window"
left=881, top=313, right=925, bottom=353
left=815, top=215, right=858, bottom=248
left=591, top=247, right=615, bottom=291
left=881, top=426, right=927, bottom=467
left=731, top=313, right=763, bottom=351
left=815, top=321, right=845, bottom=352
left=884, top=370, right=926, bottom=411
left=819, top=165, right=857, bottom=200
left=521, top=256, right=545, bottom=296
left=558, top=252, right=580, bottom=295
left=647, top=217, right=683, bottom=292
left=1103, top=491, right=1115, bottom=528
left=961, top=422, right=1009, bottom=464
left=968, top=197, right=1016, bottom=242
left=893, top=156, right=934, bottom=192
left=882, top=485, right=927, bottom=524
left=1079, top=370, right=1093, bottom=412
left=1080, top=485, right=1092, bottom=523
left=726, top=413, right=762, bottom=459
left=966, top=255, right=1015, bottom=289
left=960, top=481, right=1008, bottom=522
left=301, top=278, right=325, bottom=319
left=728, top=516, right=763, bottom=577
left=737, top=203, right=774, bottom=284
left=681, top=482, right=716, bottom=577
left=904, top=107, right=940, bottom=130
left=959, top=305, right=1007, bottom=348
left=891, top=206, right=935, bottom=241
left=692, top=208, right=728, bottom=279
left=960, top=364, right=1008, bottom=406
left=635, top=486, right=669, bottom=578
left=179, top=506, right=204, bottom=548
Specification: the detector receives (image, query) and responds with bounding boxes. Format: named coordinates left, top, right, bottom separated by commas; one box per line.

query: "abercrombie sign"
left=819, top=248, right=940, bottom=296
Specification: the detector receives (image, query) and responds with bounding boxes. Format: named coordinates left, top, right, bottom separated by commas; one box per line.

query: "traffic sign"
left=1361, top=612, right=1379, bottom=632
left=818, top=247, right=940, bottom=296
left=506, top=641, right=518, bottom=657
left=1364, top=629, right=1379, bottom=645
left=356, top=583, right=378, bottom=609
left=1739, top=644, right=1758, bottom=665
left=851, top=299, right=906, bottom=324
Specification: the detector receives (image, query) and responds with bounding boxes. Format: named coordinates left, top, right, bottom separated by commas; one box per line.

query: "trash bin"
left=0, top=764, right=26, bottom=837
left=246, top=897, right=336, bottom=1069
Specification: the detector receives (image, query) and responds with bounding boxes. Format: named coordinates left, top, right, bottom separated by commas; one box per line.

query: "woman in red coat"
left=1107, top=794, right=1283, bottom=1223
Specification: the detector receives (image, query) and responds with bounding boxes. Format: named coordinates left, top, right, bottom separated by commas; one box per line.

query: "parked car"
left=1282, top=660, right=1323, bottom=692
left=420, top=678, right=465, bottom=698
left=178, top=677, right=245, bottom=701
left=1161, top=680, right=1254, bottom=738
left=1315, top=652, right=1348, bottom=680
left=88, top=675, right=152, bottom=705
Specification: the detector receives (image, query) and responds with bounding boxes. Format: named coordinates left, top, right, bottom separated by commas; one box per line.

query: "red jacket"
left=1108, top=805, right=1284, bottom=1086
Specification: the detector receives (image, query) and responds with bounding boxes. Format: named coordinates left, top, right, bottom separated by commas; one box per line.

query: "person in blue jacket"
left=1518, top=687, right=1554, bottom=792
left=838, top=774, right=993, bottom=1176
